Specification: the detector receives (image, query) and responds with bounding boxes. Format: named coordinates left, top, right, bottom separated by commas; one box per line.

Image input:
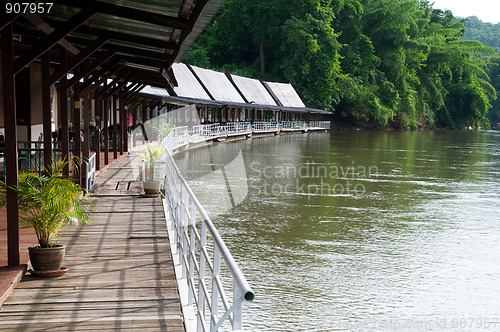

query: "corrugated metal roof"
left=136, top=64, right=329, bottom=114
left=171, top=63, right=211, bottom=99
left=9, top=0, right=227, bottom=89
left=231, top=75, right=277, bottom=106
left=176, top=0, right=227, bottom=62
left=191, top=67, right=246, bottom=103
left=266, top=82, right=306, bottom=107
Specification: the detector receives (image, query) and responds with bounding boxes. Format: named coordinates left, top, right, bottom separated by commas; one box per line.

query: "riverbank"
left=329, top=113, right=498, bottom=131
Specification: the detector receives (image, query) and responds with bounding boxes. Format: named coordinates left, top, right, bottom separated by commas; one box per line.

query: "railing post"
left=232, top=283, right=244, bottom=330
left=210, top=245, right=221, bottom=331
left=188, top=202, right=197, bottom=306
left=198, top=221, right=208, bottom=331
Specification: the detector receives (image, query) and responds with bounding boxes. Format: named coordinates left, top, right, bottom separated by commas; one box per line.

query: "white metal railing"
left=85, top=153, right=96, bottom=191
left=252, top=121, right=280, bottom=133
left=309, top=121, right=330, bottom=129
left=161, top=126, right=190, bottom=153
left=225, top=122, right=252, bottom=136
left=280, top=121, right=307, bottom=130
left=134, top=121, right=331, bottom=152
left=160, top=134, right=254, bottom=331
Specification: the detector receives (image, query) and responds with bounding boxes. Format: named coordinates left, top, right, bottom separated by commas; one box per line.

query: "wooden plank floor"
left=0, top=155, right=185, bottom=331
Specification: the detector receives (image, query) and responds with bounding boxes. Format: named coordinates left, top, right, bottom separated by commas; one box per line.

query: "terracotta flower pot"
left=29, top=246, right=65, bottom=271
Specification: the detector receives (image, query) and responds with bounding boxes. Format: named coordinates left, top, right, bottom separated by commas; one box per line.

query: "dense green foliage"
left=485, top=56, right=500, bottom=125
left=185, top=0, right=497, bottom=128
left=463, top=17, right=500, bottom=53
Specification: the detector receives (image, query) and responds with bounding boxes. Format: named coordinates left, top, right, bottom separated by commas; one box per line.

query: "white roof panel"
left=266, top=82, right=305, bottom=107
left=231, top=75, right=277, bottom=105
left=140, top=86, right=169, bottom=97
left=171, top=63, right=211, bottom=99
left=192, top=66, right=245, bottom=103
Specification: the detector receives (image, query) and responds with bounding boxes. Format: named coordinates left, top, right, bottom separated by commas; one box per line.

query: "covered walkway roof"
left=1, top=0, right=226, bottom=267
left=138, top=63, right=330, bottom=114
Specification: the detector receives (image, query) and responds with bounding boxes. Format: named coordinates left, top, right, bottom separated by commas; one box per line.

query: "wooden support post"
left=103, top=98, right=109, bottom=165
left=59, top=80, right=70, bottom=177
left=112, top=95, right=118, bottom=160
left=41, top=52, right=53, bottom=171
left=119, top=98, right=125, bottom=155
left=58, top=50, right=70, bottom=177
left=73, top=83, right=82, bottom=185
left=82, top=93, right=90, bottom=165
left=141, top=101, right=147, bottom=126
left=94, top=91, right=101, bottom=171
left=1, top=23, right=20, bottom=266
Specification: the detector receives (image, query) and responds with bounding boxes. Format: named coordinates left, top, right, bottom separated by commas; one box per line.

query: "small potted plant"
left=138, top=145, right=165, bottom=195
left=0, top=159, right=92, bottom=274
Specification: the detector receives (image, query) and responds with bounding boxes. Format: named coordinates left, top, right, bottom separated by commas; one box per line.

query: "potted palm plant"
left=138, top=145, right=165, bottom=195
left=0, top=159, right=92, bottom=274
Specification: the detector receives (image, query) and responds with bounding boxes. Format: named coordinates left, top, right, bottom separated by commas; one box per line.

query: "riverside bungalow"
left=136, top=62, right=331, bottom=125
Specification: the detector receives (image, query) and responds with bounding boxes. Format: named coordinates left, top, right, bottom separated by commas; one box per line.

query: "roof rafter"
left=14, top=9, right=95, bottom=74
left=50, top=37, right=108, bottom=85
left=51, top=0, right=192, bottom=31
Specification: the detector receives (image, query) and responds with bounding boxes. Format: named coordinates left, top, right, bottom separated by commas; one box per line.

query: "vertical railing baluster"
left=198, top=221, right=208, bottom=331
left=210, top=245, right=221, bottom=331
left=188, top=201, right=196, bottom=306
left=232, top=283, right=243, bottom=330
left=181, top=188, right=189, bottom=278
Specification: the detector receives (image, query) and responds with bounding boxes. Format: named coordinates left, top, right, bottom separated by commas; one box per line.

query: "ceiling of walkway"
left=3, top=0, right=226, bottom=89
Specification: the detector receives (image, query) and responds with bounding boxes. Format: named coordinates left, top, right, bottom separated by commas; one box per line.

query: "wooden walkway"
left=0, top=155, right=185, bottom=331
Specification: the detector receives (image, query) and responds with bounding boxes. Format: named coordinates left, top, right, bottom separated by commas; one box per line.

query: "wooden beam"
left=103, top=43, right=168, bottom=62
left=123, top=84, right=146, bottom=103
left=52, top=0, right=192, bottom=31
left=0, top=12, right=22, bottom=31
left=22, top=12, right=80, bottom=55
left=66, top=50, right=116, bottom=88
left=118, top=82, right=139, bottom=100
left=170, top=0, right=209, bottom=61
left=71, top=24, right=178, bottom=51
left=50, top=37, right=108, bottom=85
left=103, top=77, right=131, bottom=99
left=14, top=9, right=95, bottom=75
left=117, top=54, right=169, bottom=70
left=80, top=65, right=124, bottom=95
left=79, top=60, right=122, bottom=92
left=1, top=23, right=20, bottom=266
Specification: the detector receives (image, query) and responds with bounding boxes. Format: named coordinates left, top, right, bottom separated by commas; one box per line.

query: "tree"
left=184, top=0, right=498, bottom=128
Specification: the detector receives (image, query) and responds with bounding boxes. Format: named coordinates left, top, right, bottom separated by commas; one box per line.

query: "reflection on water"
left=175, top=130, right=500, bottom=331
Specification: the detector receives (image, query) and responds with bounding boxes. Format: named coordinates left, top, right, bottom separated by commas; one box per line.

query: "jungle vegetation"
left=184, top=0, right=499, bottom=129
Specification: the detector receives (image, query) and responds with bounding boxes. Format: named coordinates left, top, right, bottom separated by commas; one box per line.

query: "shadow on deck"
left=0, top=154, right=185, bottom=331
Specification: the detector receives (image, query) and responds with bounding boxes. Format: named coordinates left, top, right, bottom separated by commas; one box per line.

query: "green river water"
left=174, top=130, right=500, bottom=331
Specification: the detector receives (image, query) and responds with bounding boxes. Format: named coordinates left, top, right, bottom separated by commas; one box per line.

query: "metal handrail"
left=160, top=132, right=254, bottom=331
